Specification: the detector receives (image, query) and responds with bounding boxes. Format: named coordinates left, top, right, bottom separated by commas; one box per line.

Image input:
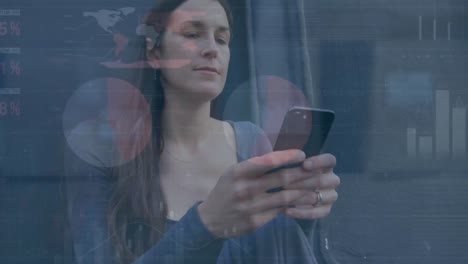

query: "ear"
left=146, top=37, right=161, bottom=62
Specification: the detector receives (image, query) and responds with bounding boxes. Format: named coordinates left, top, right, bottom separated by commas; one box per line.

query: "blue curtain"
left=250, top=0, right=314, bottom=143
left=223, top=0, right=315, bottom=142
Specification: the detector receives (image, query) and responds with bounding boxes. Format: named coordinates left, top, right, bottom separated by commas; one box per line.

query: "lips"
left=194, top=66, right=220, bottom=74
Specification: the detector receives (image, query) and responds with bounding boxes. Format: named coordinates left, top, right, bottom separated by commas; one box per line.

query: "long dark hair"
left=107, top=0, right=233, bottom=262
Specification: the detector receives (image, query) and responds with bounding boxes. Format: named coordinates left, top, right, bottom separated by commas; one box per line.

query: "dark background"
left=0, top=0, right=467, bottom=263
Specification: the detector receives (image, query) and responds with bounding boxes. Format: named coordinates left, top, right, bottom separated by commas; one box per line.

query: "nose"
left=200, top=36, right=219, bottom=59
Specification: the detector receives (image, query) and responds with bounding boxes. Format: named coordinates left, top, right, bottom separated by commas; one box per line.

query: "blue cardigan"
left=65, top=121, right=320, bottom=263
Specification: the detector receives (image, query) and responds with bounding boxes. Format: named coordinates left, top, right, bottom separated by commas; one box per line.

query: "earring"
left=155, top=36, right=161, bottom=48
left=136, top=24, right=161, bottom=49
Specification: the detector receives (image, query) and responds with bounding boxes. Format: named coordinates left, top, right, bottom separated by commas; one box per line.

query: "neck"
left=162, top=91, right=218, bottom=148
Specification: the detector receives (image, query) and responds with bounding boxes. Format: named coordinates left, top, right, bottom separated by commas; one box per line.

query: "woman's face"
left=152, top=0, right=231, bottom=100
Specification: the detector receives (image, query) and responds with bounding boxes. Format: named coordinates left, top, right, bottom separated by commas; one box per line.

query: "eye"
left=183, top=32, right=200, bottom=39
left=216, top=34, right=230, bottom=45
left=216, top=38, right=228, bottom=45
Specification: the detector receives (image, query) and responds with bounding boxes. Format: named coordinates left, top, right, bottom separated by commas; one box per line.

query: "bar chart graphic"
left=407, top=90, right=466, bottom=160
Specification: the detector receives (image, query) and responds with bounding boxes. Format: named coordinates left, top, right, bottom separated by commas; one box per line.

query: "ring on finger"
left=312, top=190, right=323, bottom=207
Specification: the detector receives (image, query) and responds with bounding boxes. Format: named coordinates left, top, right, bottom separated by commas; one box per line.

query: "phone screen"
left=274, top=107, right=335, bottom=157
left=265, top=107, right=334, bottom=192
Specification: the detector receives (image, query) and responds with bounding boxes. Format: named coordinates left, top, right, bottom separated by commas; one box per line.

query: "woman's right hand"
left=197, top=149, right=309, bottom=239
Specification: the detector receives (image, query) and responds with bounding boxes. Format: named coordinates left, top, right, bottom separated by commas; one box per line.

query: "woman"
left=65, top=0, right=340, bottom=263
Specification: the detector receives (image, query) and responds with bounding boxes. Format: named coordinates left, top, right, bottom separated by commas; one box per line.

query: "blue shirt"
left=65, top=121, right=320, bottom=263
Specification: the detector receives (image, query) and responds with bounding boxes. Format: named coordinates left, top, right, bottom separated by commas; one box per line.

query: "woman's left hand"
left=283, top=153, right=340, bottom=219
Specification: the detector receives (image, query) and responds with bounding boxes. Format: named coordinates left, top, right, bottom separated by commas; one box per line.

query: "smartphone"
left=266, top=107, right=335, bottom=193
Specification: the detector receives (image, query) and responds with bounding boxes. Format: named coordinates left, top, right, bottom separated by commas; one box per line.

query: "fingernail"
left=298, top=151, right=306, bottom=161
